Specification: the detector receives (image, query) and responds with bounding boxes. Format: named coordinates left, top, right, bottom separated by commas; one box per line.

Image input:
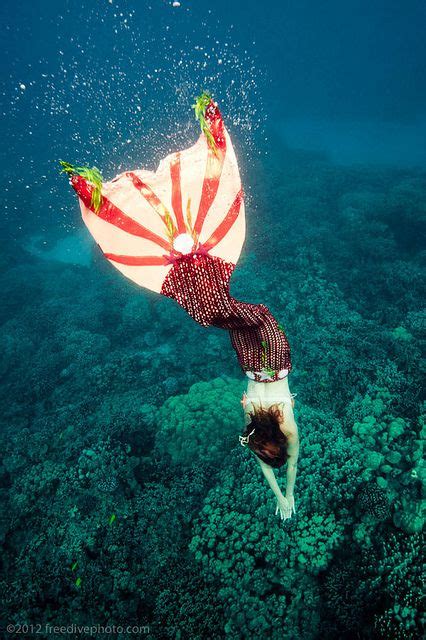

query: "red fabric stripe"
left=126, top=172, right=172, bottom=228
left=71, top=175, right=170, bottom=251
left=103, top=253, right=168, bottom=266
left=193, top=174, right=221, bottom=236
left=169, top=153, right=186, bottom=233
left=205, top=100, right=226, bottom=152
left=202, top=190, right=243, bottom=251
left=193, top=101, right=227, bottom=237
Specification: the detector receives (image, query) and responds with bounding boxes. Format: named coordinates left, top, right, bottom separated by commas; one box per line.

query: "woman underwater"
left=60, top=92, right=299, bottom=522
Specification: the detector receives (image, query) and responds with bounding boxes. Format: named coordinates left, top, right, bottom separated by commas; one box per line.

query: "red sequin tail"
left=160, top=253, right=292, bottom=377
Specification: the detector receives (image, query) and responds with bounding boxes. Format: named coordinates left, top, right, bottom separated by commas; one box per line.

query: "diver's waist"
left=245, top=368, right=289, bottom=383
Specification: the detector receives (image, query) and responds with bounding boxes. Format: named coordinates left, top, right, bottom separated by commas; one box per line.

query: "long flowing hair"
left=242, top=403, right=290, bottom=468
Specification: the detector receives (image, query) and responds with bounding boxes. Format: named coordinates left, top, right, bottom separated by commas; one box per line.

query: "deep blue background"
left=1, top=0, right=426, bottom=240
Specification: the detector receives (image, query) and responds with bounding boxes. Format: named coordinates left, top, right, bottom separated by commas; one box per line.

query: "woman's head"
left=241, top=402, right=290, bottom=468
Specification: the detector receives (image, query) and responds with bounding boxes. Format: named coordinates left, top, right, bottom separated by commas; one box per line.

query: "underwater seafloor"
left=0, top=144, right=424, bottom=640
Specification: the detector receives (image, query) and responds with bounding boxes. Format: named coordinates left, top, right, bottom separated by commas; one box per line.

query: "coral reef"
left=1, top=147, right=424, bottom=638
left=154, top=377, right=245, bottom=466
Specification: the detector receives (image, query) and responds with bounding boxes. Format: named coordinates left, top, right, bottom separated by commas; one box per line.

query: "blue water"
left=1, top=2, right=424, bottom=638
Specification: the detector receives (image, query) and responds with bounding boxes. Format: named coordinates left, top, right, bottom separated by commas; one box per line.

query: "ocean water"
left=1, top=1, right=425, bottom=639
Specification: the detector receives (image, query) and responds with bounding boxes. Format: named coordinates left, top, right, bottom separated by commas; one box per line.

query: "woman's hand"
left=286, top=494, right=296, bottom=515
left=275, top=494, right=295, bottom=521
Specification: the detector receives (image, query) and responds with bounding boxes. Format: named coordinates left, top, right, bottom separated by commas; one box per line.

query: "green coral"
left=351, top=387, right=424, bottom=534
left=187, top=411, right=351, bottom=638
left=392, top=325, right=414, bottom=342
left=294, top=405, right=367, bottom=511
left=373, top=530, right=424, bottom=640
left=220, top=575, right=320, bottom=640
left=154, top=377, right=245, bottom=466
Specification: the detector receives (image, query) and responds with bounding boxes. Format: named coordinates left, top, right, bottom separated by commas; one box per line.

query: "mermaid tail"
left=160, top=252, right=292, bottom=379
left=62, top=94, right=245, bottom=293
left=61, top=93, right=291, bottom=381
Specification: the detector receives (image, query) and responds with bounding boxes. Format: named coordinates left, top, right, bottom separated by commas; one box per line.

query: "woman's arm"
left=257, top=458, right=285, bottom=500
left=258, top=458, right=294, bottom=520
left=285, top=433, right=299, bottom=498
left=285, top=459, right=298, bottom=497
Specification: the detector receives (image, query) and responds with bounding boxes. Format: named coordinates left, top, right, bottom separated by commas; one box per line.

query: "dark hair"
left=242, top=403, right=290, bottom=468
